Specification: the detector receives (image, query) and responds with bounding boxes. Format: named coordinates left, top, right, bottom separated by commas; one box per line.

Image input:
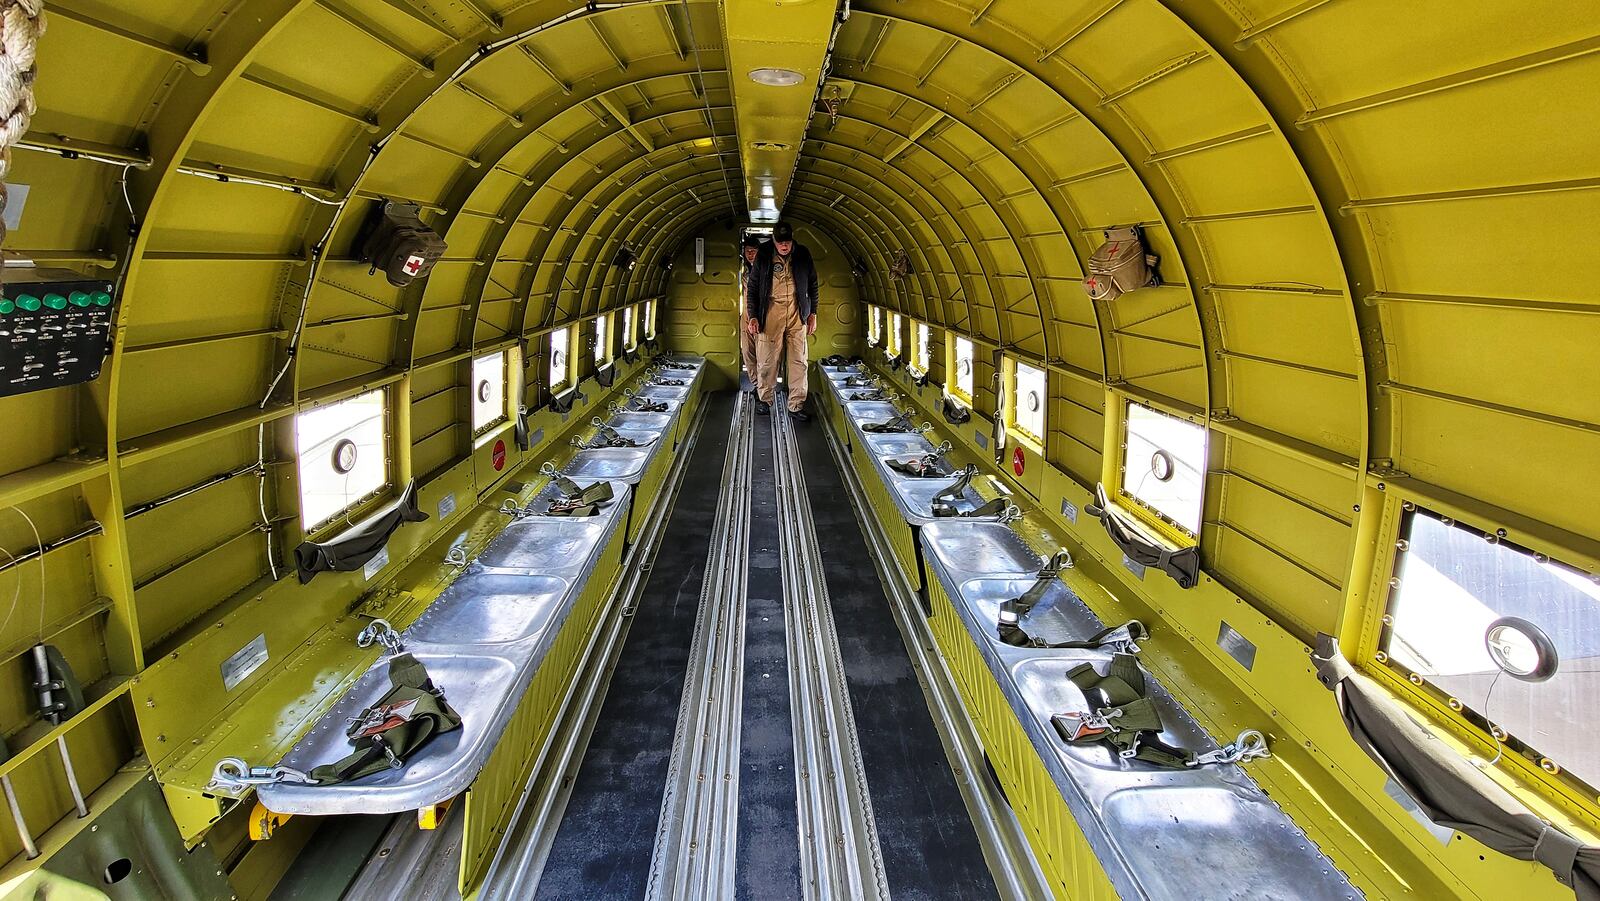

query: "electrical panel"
left=0, top=269, right=116, bottom=398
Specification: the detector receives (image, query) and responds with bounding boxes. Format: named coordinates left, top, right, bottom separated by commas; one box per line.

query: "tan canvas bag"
left=1084, top=226, right=1160, bottom=301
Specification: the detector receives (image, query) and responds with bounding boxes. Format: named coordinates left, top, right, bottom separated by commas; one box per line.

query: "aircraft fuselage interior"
left=0, top=1, right=1596, bottom=899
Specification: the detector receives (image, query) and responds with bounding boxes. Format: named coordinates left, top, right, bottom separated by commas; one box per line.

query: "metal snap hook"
left=444, top=546, right=468, bottom=569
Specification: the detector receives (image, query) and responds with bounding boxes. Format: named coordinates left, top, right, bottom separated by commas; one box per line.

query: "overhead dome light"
left=751, top=140, right=791, bottom=152
left=748, top=68, right=805, bottom=87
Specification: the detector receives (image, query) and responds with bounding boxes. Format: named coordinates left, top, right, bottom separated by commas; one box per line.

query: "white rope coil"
left=0, top=0, right=45, bottom=256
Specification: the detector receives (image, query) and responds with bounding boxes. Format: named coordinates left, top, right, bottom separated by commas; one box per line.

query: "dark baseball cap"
left=773, top=222, right=794, bottom=241
left=741, top=233, right=761, bottom=248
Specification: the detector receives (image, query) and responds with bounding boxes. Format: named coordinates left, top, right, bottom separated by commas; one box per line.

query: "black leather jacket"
left=745, top=243, right=819, bottom=329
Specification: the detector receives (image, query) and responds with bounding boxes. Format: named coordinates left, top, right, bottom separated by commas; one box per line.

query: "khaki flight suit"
left=756, top=254, right=809, bottom=412
left=737, top=266, right=757, bottom=384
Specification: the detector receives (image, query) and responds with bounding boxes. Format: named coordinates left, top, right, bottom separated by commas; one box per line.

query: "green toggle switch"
left=69, top=291, right=91, bottom=307
left=43, top=293, right=67, bottom=310
left=17, top=294, right=41, bottom=312
left=92, top=291, right=112, bottom=307
left=0, top=300, right=13, bottom=315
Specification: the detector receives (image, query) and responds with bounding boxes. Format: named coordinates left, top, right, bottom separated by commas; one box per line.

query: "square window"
left=643, top=300, right=656, bottom=339
left=950, top=335, right=974, bottom=401
left=295, top=389, right=389, bottom=530
left=471, top=351, right=507, bottom=433
left=888, top=313, right=903, bottom=356
left=594, top=315, right=609, bottom=364
left=1383, top=510, right=1600, bottom=790
left=913, top=322, right=931, bottom=371
left=550, top=327, right=571, bottom=390
left=1010, top=359, right=1046, bottom=441
left=623, top=307, right=636, bottom=350
left=867, top=306, right=881, bottom=345
left=1120, top=402, right=1206, bottom=536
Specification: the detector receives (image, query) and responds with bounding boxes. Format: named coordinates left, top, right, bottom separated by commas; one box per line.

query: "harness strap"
left=862, top=411, right=914, bottom=433
left=309, top=654, right=462, bottom=785
left=931, top=465, right=977, bottom=515
left=885, top=455, right=942, bottom=477
left=1054, top=654, right=1197, bottom=769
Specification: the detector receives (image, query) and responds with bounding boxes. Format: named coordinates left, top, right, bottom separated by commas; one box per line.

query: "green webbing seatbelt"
left=993, top=552, right=1152, bottom=649
left=310, top=654, right=462, bottom=785
left=931, top=465, right=1011, bottom=518
left=633, top=399, right=668, bottom=412
left=1053, top=654, right=1193, bottom=769
left=545, top=476, right=614, bottom=516
left=862, top=411, right=915, bottom=433
left=885, top=454, right=943, bottom=477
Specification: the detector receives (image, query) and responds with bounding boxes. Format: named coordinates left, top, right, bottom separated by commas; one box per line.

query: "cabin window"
left=550, top=327, right=571, bottom=391
left=593, top=314, right=610, bottom=365
left=1120, top=402, right=1205, bottom=537
left=295, top=388, right=389, bottom=530
left=1008, top=358, right=1046, bottom=443
left=471, top=351, right=507, bottom=434
left=949, top=335, right=974, bottom=402
left=888, top=312, right=903, bottom=357
left=622, top=306, right=636, bottom=351
left=867, top=306, right=881, bottom=346
left=643, top=300, right=656, bottom=339
left=912, top=321, right=931, bottom=371
left=1381, top=509, right=1600, bottom=790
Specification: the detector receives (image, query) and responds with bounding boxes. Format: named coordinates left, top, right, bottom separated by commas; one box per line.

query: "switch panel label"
left=1122, top=555, right=1146, bottom=579
left=1217, top=621, right=1258, bottom=671
left=221, top=634, right=269, bottom=692
left=364, top=546, right=390, bottom=581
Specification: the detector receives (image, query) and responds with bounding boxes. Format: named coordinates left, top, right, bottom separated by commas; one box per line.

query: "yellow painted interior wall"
left=0, top=0, right=1594, bottom=897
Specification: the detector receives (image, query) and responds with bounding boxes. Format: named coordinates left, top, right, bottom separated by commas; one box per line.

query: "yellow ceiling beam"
left=722, top=0, right=840, bottom=221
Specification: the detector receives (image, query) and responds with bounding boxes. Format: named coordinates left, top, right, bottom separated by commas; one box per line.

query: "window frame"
left=912, top=321, right=931, bottom=371
left=1116, top=399, right=1207, bottom=544
left=1356, top=496, right=1600, bottom=827
left=293, top=387, right=392, bottom=534
left=947, top=334, right=975, bottom=403
left=470, top=350, right=509, bottom=436
left=549, top=326, right=572, bottom=392
left=887, top=312, right=903, bottom=357
left=1006, top=357, right=1047, bottom=446
left=622, top=305, right=637, bottom=351
left=593, top=314, right=610, bottom=366
left=867, top=305, right=882, bottom=346
left=643, top=299, right=656, bottom=339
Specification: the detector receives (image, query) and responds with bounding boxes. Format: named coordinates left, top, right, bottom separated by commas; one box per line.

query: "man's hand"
left=807, top=314, right=818, bottom=336
left=747, top=318, right=759, bottom=336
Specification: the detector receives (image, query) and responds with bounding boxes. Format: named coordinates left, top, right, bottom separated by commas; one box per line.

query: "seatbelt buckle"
left=347, top=697, right=421, bottom=740
left=1052, top=707, right=1123, bottom=742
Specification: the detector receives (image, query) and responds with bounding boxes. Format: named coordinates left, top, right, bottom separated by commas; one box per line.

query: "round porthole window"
left=1150, top=449, right=1176, bottom=482
left=477, top=379, right=492, bottom=403
left=1484, top=616, right=1559, bottom=683
left=553, top=351, right=565, bottom=369
left=1026, top=390, right=1041, bottom=412
left=331, top=438, right=358, bottom=475
left=959, top=359, right=971, bottom=375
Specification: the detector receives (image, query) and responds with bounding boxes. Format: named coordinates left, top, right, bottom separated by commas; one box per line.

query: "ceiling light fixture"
left=748, top=67, right=805, bottom=87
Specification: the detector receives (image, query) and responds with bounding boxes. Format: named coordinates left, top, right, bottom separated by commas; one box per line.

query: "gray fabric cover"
left=1312, top=634, right=1599, bottom=899
left=293, top=480, right=428, bottom=584
left=1085, top=484, right=1200, bottom=589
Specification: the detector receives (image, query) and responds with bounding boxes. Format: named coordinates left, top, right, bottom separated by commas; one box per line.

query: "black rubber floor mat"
left=795, top=418, right=1001, bottom=901
left=734, top=408, right=803, bottom=901
left=534, top=392, right=734, bottom=900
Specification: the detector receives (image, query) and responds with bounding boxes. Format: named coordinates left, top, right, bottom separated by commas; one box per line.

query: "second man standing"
left=745, top=221, right=818, bottom=420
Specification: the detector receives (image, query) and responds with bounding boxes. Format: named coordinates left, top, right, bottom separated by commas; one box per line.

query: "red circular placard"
left=1012, top=447, right=1026, bottom=476
left=492, top=439, right=507, bottom=471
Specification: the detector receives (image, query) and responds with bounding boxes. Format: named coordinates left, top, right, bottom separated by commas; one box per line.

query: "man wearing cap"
left=745, top=221, right=818, bottom=420
left=736, top=234, right=761, bottom=392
